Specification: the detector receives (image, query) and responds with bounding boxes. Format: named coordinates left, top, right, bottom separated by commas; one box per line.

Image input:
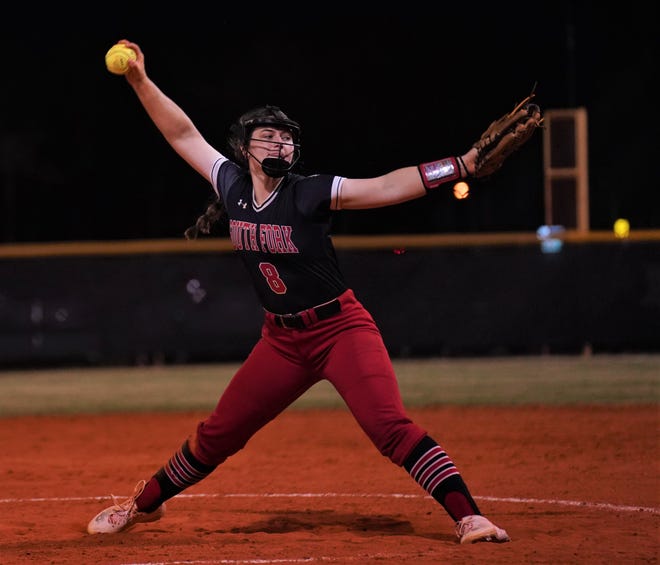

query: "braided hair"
left=184, top=198, right=226, bottom=240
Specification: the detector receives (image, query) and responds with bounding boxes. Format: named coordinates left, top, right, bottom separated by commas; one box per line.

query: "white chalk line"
left=0, top=492, right=656, bottom=514
left=120, top=556, right=438, bottom=565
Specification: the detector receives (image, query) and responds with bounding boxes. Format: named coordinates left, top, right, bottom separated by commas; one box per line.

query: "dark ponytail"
left=184, top=198, right=227, bottom=240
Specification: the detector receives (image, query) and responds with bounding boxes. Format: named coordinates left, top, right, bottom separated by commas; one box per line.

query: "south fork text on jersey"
left=230, top=220, right=298, bottom=254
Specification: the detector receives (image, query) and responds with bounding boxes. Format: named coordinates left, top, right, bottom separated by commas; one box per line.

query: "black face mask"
left=261, top=157, right=294, bottom=178
left=246, top=139, right=301, bottom=178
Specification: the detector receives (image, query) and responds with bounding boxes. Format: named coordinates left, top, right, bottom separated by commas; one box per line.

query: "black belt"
left=272, top=299, right=342, bottom=329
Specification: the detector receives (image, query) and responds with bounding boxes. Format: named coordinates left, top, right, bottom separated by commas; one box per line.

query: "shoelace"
left=455, top=519, right=470, bottom=537
left=108, top=493, right=136, bottom=513
left=108, top=479, right=146, bottom=512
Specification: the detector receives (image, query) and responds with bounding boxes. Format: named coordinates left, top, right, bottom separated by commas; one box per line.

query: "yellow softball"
left=613, top=218, right=630, bottom=239
left=105, top=44, right=137, bottom=75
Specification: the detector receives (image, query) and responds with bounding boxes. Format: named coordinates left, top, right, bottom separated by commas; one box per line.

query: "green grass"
left=0, top=354, right=658, bottom=417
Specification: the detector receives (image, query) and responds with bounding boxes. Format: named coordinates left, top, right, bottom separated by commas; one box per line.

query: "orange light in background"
left=453, top=181, right=470, bottom=199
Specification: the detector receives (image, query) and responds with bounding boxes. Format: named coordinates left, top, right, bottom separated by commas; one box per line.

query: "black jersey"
left=212, top=157, right=348, bottom=314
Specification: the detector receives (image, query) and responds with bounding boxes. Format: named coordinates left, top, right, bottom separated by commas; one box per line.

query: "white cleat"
left=455, top=514, right=511, bottom=544
left=87, top=479, right=165, bottom=534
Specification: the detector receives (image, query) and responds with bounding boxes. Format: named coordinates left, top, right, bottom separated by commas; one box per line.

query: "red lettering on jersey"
left=259, top=224, right=269, bottom=253
left=229, top=220, right=260, bottom=251
left=229, top=220, right=242, bottom=250
left=230, top=221, right=297, bottom=254
left=248, top=224, right=259, bottom=251
left=271, top=225, right=286, bottom=253
left=281, top=226, right=298, bottom=253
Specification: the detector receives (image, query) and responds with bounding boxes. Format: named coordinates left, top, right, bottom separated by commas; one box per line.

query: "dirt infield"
left=1, top=405, right=658, bottom=564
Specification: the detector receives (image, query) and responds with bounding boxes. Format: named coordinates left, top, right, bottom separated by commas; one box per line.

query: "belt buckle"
left=279, top=313, right=302, bottom=329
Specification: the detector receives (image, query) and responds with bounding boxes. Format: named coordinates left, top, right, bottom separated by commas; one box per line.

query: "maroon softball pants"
left=193, top=289, right=428, bottom=467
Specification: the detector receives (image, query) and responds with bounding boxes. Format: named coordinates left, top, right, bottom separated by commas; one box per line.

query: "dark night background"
left=1, top=4, right=657, bottom=243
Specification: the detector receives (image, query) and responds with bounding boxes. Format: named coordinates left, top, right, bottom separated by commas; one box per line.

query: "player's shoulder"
left=218, top=159, right=249, bottom=185
left=288, top=172, right=338, bottom=186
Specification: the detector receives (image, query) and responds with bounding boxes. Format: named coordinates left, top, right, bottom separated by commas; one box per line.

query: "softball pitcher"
left=87, top=39, right=522, bottom=545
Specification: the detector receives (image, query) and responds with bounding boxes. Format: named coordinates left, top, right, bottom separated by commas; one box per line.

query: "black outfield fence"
left=1, top=233, right=659, bottom=368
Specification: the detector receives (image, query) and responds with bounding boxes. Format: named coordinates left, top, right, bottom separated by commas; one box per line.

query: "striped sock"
left=404, top=436, right=480, bottom=521
left=140, top=439, right=217, bottom=511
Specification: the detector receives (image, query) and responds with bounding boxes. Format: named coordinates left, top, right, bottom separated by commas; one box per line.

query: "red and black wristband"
left=418, top=157, right=464, bottom=192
